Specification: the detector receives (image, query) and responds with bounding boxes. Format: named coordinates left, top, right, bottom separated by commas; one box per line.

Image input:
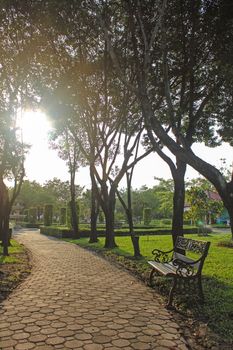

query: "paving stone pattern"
left=0, top=230, right=189, bottom=349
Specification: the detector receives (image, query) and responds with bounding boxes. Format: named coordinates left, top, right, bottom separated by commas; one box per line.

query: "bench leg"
left=167, top=277, right=177, bottom=309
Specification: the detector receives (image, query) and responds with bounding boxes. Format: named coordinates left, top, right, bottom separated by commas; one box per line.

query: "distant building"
left=185, top=190, right=229, bottom=225
left=205, top=190, right=221, bottom=201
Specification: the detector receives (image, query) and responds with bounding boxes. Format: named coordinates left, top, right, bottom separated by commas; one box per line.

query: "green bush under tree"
left=60, top=207, right=66, bottom=225
left=28, top=207, right=37, bottom=224
left=44, top=204, right=53, bottom=226
left=143, top=208, right=152, bottom=226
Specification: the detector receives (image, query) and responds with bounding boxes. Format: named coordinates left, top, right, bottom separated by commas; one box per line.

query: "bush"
left=44, top=204, right=53, bottom=226
left=60, top=207, right=66, bottom=225
left=17, top=222, right=41, bottom=228
left=143, top=208, right=152, bottom=225
left=40, top=225, right=211, bottom=239
left=29, top=207, right=37, bottom=224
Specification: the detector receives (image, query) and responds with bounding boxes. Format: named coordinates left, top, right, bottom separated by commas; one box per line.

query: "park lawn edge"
left=0, top=240, right=31, bottom=303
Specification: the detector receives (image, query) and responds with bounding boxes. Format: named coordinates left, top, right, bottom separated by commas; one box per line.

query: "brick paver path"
left=0, top=230, right=189, bottom=349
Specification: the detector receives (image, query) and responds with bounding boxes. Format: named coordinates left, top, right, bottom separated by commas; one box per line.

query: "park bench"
left=148, top=236, right=210, bottom=308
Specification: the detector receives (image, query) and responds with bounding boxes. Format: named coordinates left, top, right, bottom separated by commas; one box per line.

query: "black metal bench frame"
left=148, top=236, right=211, bottom=308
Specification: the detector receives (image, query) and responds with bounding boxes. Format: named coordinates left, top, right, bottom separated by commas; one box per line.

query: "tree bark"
left=172, top=159, right=187, bottom=247
left=69, top=168, right=80, bottom=238
left=89, top=170, right=99, bottom=243
left=126, top=174, right=141, bottom=257
left=227, top=204, right=233, bottom=239
left=0, top=177, right=9, bottom=255
left=124, top=206, right=141, bottom=257
left=224, top=182, right=233, bottom=239
left=70, top=198, right=80, bottom=238
left=104, top=188, right=117, bottom=248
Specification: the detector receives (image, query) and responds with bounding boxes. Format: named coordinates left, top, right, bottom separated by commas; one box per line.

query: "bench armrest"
left=152, top=248, right=174, bottom=263
left=173, top=258, right=197, bottom=277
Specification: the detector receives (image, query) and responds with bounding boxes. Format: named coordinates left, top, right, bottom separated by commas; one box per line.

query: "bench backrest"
left=173, top=236, right=210, bottom=273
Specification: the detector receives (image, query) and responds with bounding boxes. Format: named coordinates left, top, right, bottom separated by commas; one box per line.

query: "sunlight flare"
left=18, top=110, right=52, bottom=145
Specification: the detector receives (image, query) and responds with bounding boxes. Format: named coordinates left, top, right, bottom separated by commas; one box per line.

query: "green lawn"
left=0, top=240, right=25, bottom=264
left=65, top=232, right=233, bottom=341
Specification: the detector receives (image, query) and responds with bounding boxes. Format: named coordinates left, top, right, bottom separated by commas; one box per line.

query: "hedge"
left=40, top=226, right=212, bottom=239
left=14, top=222, right=42, bottom=229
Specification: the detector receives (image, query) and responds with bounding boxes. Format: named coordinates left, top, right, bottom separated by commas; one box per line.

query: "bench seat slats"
left=148, top=261, right=177, bottom=276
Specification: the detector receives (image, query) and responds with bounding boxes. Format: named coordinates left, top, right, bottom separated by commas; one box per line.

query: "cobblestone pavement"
left=0, top=230, right=189, bottom=350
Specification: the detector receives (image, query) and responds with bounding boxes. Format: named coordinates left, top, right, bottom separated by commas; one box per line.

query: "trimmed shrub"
left=44, top=204, right=53, bottom=226
left=60, top=207, right=67, bottom=225
left=29, top=207, right=37, bottom=224
left=40, top=225, right=212, bottom=239
left=143, top=208, right=152, bottom=226
left=17, top=222, right=41, bottom=228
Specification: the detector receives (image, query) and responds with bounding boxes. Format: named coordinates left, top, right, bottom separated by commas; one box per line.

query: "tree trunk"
left=0, top=177, right=9, bottom=255
left=104, top=189, right=117, bottom=248
left=126, top=206, right=141, bottom=257
left=172, top=159, right=187, bottom=248
left=228, top=206, right=233, bottom=240
left=69, top=168, right=79, bottom=238
left=70, top=198, right=80, bottom=238
left=3, top=212, right=10, bottom=256
left=223, top=188, right=233, bottom=240
left=126, top=174, right=141, bottom=257
left=89, top=175, right=99, bottom=243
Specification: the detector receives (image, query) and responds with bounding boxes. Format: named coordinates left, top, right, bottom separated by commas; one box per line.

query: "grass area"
left=0, top=240, right=25, bottom=264
left=64, top=232, right=233, bottom=342
left=0, top=239, right=31, bottom=304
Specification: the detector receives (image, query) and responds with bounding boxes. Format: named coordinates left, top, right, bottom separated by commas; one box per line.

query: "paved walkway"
left=0, top=230, right=188, bottom=350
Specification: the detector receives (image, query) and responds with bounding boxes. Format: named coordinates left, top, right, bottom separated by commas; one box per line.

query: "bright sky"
left=20, top=110, right=233, bottom=190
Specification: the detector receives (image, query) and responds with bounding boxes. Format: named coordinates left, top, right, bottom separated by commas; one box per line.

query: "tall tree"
left=0, top=123, right=26, bottom=255
left=93, top=0, right=233, bottom=240
left=38, top=8, right=153, bottom=248
left=49, top=127, right=85, bottom=237
left=0, top=0, right=42, bottom=254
